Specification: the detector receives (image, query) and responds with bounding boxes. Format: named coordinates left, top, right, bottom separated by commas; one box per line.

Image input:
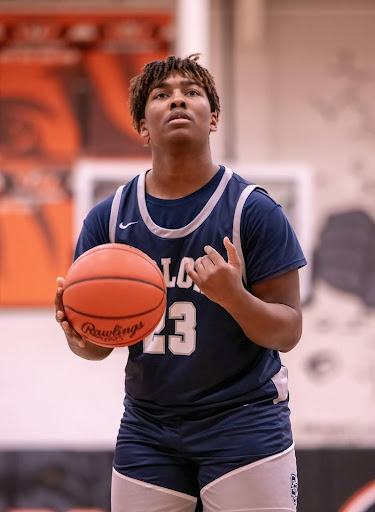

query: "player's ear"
left=139, top=119, right=149, bottom=139
left=209, top=112, right=218, bottom=133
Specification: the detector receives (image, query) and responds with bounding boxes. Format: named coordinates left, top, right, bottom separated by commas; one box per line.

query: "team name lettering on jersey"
left=160, top=257, right=201, bottom=293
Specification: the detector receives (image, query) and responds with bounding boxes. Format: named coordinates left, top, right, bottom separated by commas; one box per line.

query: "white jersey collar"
left=137, top=168, right=233, bottom=239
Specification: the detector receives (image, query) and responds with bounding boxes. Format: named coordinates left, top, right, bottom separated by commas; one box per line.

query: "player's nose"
left=170, top=99, right=187, bottom=109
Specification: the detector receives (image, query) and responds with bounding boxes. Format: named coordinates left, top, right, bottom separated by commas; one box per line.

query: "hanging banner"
left=0, top=11, right=173, bottom=305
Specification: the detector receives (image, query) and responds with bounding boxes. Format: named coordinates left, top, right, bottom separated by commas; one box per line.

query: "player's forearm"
left=68, top=340, right=113, bottom=361
left=222, top=288, right=302, bottom=352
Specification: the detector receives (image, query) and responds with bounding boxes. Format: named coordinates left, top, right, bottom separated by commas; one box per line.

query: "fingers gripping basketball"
left=62, top=244, right=167, bottom=347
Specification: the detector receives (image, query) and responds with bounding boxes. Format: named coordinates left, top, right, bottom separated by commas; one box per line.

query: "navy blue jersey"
left=75, top=166, right=306, bottom=411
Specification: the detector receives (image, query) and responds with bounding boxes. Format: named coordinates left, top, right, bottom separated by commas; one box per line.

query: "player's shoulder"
left=81, top=195, right=113, bottom=244
left=86, top=174, right=139, bottom=223
left=230, top=170, right=279, bottom=213
left=86, top=195, right=113, bottom=224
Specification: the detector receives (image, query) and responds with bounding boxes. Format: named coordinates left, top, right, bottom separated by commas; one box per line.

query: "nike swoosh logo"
left=119, top=221, right=138, bottom=230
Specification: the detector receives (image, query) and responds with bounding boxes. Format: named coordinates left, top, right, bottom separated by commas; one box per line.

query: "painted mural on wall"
left=268, top=5, right=375, bottom=447
left=311, top=50, right=375, bottom=307
left=0, top=12, right=172, bottom=305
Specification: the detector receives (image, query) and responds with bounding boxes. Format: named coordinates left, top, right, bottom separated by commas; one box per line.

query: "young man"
left=55, top=54, right=306, bottom=512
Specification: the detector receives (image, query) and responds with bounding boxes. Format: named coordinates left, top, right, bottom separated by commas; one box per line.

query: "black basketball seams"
left=64, top=291, right=166, bottom=320
left=69, top=245, right=165, bottom=287
left=63, top=275, right=166, bottom=294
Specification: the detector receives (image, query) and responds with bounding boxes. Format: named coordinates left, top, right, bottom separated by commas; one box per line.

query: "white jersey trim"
left=112, top=468, right=197, bottom=502
left=232, top=184, right=259, bottom=285
left=200, top=443, right=295, bottom=496
left=137, top=168, right=233, bottom=239
left=271, top=365, right=289, bottom=404
left=109, top=185, right=125, bottom=243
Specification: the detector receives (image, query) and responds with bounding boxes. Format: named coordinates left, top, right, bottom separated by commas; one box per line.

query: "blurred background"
left=0, top=0, right=375, bottom=510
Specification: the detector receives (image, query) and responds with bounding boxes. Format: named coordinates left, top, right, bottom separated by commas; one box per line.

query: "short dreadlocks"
left=129, top=54, right=220, bottom=133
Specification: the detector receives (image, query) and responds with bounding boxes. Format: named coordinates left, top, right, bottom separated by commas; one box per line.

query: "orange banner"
left=0, top=11, right=172, bottom=305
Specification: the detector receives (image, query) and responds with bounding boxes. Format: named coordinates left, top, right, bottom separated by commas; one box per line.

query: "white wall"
left=1, top=309, right=127, bottom=449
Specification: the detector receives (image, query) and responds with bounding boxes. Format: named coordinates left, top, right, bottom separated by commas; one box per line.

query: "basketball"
left=62, top=243, right=167, bottom=347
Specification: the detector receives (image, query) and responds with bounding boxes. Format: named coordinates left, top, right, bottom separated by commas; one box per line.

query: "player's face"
left=139, top=73, right=218, bottom=148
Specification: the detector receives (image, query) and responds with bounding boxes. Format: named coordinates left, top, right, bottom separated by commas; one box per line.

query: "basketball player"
left=55, top=55, right=306, bottom=511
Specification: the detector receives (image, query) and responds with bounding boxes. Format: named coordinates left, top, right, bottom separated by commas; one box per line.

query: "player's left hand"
left=185, top=237, right=244, bottom=308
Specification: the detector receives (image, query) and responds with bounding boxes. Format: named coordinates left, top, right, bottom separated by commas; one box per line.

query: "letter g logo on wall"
left=338, top=481, right=375, bottom=512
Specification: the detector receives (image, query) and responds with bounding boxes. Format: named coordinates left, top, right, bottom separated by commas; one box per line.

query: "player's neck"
left=146, top=150, right=219, bottom=200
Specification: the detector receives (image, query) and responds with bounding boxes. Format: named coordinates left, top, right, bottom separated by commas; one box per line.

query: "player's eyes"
left=154, top=90, right=199, bottom=99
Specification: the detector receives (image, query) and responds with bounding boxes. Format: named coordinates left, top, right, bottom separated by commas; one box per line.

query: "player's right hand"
left=55, top=277, right=86, bottom=349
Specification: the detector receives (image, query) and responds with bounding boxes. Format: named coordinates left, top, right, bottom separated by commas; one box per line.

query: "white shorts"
left=111, top=444, right=298, bottom=512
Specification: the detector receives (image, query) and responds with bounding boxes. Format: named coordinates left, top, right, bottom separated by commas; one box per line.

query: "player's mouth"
left=166, top=110, right=191, bottom=123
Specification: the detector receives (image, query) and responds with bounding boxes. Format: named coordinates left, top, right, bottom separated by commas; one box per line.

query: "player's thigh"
left=200, top=445, right=298, bottom=512
left=112, top=468, right=198, bottom=512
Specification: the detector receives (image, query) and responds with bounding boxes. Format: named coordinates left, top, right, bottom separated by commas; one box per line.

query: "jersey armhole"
left=109, top=185, right=125, bottom=243
left=232, top=185, right=267, bottom=286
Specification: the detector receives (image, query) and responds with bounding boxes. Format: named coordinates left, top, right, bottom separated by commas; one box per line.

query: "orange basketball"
left=62, top=243, right=167, bottom=347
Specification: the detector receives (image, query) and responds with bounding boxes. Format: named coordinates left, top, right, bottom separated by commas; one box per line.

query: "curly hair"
left=129, top=54, right=220, bottom=133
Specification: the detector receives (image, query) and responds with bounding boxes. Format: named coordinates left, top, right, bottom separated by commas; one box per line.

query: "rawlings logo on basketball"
left=82, top=321, right=144, bottom=340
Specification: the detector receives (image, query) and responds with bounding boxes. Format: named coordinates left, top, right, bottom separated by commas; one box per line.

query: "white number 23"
left=143, top=302, right=196, bottom=355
